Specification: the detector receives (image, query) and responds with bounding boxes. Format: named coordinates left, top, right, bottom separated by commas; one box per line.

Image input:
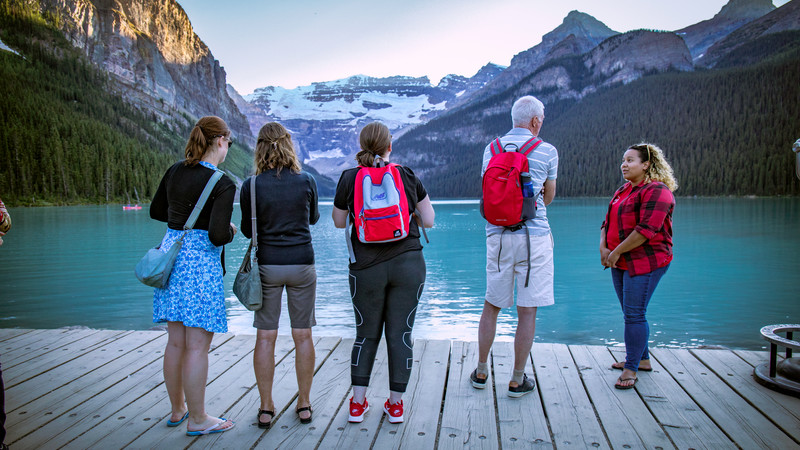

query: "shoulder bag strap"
left=249, top=175, right=258, bottom=259
left=184, top=170, right=224, bottom=231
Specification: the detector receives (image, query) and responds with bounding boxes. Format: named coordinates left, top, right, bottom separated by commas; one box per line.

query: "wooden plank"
left=691, top=348, right=800, bottom=443
left=1, top=328, right=103, bottom=368
left=195, top=336, right=341, bottom=449
left=734, top=349, right=770, bottom=367
left=605, top=347, right=734, bottom=449
left=3, top=329, right=131, bottom=387
left=4, top=333, right=169, bottom=442
left=372, top=339, right=451, bottom=450
left=4, top=330, right=156, bottom=408
left=53, top=332, right=241, bottom=450
left=534, top=343, right=609, bottom=449
left=91, top=333, right=267, bottom=449
left=490, top=341, right=552, bottom=448
left=652, top=348, right=798, bottom=449
left=0, top=328, right=37, bottom=342
left=570, top=345, right=673, bottom=449
left=0, top=329, right=50, bottom=350
left=311, top=340, right=390, bottom=450
left=438, top=340, right=498, bottom=450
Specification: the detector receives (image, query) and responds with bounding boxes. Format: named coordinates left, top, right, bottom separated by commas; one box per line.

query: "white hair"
left=511, top=95, right=544, bottom=127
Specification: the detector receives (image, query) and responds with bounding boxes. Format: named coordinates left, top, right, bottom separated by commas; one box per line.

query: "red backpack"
left=345, top=160, right=429, bottom=263
left=353, top=162, right=410, bottom=243
left=480, top=136, right=542, bottom=227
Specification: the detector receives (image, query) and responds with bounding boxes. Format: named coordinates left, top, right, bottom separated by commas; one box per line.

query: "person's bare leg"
left=476, top=301, right=501, bottom=380
left=254, top=329, right=278, bottom=425
left=184, top=326, right=232, bottom=432
left=292, top=328, right=315, bottom=421
left=511, top=306, right=537, bottom=387
left=164, top=322, right=188, bottom=423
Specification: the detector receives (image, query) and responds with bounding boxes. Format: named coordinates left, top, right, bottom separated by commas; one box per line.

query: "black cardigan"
left=150, top=162, right=236, bottom=247
left=240, top=169, right=320, bottom=265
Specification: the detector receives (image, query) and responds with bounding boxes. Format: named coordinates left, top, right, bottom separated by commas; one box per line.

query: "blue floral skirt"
left=153, top=228, right=228, bottom=333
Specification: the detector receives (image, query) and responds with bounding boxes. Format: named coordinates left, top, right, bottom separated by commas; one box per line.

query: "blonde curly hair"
left=629, top=143, right=678, bottom=192
left=255, top=122, right=301, bottom=175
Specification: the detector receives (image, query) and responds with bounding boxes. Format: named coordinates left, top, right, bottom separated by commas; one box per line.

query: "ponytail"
left=184, top=116, right=229, bottom=166
left=356, top=122, right=391, bottom=167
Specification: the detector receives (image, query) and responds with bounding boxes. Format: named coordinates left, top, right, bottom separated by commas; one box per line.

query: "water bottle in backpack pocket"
left=520, top=171, right=537, bottom=221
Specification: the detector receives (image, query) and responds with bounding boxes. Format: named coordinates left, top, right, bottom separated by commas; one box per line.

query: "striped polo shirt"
left=481, top=127, right=559, bottom=236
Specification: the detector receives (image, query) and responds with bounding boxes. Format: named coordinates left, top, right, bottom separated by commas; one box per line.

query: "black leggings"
left=349, top=250, right=426, bottom=393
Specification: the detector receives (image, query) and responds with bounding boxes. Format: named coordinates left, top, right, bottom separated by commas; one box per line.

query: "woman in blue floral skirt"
left=149, top=116, right=237, bottom=436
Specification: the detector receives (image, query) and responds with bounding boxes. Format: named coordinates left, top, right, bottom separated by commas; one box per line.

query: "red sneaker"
left=348, top=397, right=369, bottom=423
left=383, top=399, right=404, bottom=423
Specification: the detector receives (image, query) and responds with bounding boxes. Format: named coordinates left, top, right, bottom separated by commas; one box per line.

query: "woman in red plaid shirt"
left=600, top=143, right=677, bottom=390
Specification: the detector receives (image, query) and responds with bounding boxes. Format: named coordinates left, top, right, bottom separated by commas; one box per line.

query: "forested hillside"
left=0, top=1, right=252, bottom=205
left=395, top=31, right=800, bottom=198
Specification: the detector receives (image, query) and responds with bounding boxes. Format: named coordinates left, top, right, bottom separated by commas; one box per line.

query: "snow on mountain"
left=240, top=67, right=503, bottom=179
left=247, top=80, right=447, bottom=128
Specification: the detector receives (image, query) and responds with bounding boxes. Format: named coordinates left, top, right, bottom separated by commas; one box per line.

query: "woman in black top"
left=332, top=122, right=435, bottom=424
left=149, top=116, right=237, bottom=435
left=241, top=122, right=320, bottom=427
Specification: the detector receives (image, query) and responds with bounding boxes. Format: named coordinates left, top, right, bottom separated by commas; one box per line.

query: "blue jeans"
left=611, top=265, right=669, bottom=372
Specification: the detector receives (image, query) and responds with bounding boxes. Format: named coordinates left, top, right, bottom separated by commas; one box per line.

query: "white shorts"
left=485, top=231, right=554, bottom=308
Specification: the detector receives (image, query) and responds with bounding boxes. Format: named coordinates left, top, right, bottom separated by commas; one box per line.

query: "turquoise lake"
left=0, top=198, right=798, bottom=351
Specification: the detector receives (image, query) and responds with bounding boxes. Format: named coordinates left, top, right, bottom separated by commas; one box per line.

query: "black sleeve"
left=399, top=166, right=428, bottom=207
left=308, top=173, right=320, bottom=225
left=149, top=165, right=171, bottom=222
left=207, top=177, right=236, bottom=247
left=334, top=170, right=353, bottom=212
left=240, top=176, right=252, bottom=239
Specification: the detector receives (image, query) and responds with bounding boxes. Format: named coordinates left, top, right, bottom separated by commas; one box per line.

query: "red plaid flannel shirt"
left=602, top=181, right=674, bottom=276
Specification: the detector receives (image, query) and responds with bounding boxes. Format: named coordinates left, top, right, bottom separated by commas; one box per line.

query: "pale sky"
left=178, top=0, right=790, bottom=95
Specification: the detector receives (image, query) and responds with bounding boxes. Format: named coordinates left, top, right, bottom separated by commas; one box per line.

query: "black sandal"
left=296, top=405, right=313, bottom=424
left=257, top=409, right=275, bottom=429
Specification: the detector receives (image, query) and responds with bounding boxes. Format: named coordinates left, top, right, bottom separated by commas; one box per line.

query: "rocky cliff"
left=676, top=0, right=776, bottom=61
left=457, top=11, right=618, bottom=108
left=38, top=0, right=253, bottom=144
left=701, top=0, right=800, bottom=66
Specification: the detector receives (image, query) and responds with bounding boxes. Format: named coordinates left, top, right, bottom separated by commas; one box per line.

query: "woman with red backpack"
left=332, top=122, right=435, bottom=424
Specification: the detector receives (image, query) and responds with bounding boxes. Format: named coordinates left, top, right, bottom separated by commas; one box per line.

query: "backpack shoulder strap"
left=519, top=137, right=543, bottom=156
left=489, top=138, right=503, bottom=156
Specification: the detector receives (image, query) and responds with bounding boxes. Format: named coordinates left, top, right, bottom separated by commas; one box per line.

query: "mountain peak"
left=543, top=10, right=618, bottom=45
left=716, top=0, right=776, bottom=20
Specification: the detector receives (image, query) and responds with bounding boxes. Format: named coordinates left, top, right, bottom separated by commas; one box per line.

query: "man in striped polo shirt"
left=470, top=95, right=558, bottom=398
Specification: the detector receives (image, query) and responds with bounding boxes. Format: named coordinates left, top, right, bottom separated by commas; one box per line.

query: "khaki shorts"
left=485, top=232, right=554, bottom=308
left=253, top=264, right=316, bottom=330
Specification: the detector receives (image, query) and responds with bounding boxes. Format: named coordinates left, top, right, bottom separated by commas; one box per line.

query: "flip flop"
left=186, top=417, right=235, bottom=436
left=257, top=409, right=275, bottom=429
left=614, top=376, right=637, bottom=390
left=611, top=361, right=652, bottom=372
left=166, top=411, right=189, bottom=427
left=296, top=405, right=313, bottom=424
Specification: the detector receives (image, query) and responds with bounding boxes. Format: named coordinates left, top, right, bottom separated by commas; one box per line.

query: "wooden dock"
left=2, top=328, right=799, bottom=449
